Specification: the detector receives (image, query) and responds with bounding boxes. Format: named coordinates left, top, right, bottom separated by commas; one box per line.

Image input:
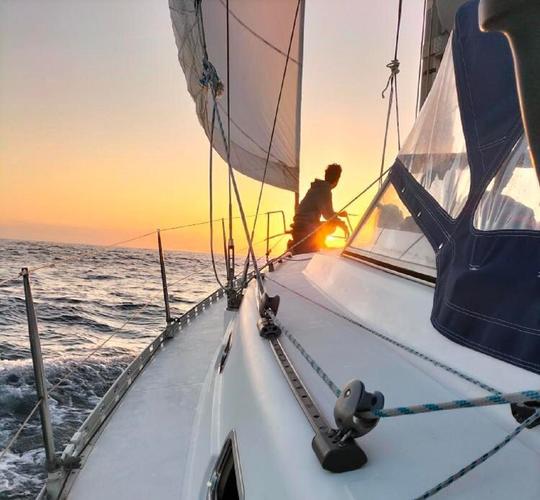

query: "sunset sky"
left=0, top=0, right=424, bottom=254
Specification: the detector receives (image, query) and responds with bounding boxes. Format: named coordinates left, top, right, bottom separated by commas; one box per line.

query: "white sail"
left=169, top=0, right=304, bottom=192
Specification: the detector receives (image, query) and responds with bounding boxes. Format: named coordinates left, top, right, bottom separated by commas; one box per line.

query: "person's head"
left=324, top=163, right=342, bottom=189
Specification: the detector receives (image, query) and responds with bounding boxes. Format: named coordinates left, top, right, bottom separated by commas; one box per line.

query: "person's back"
left=289, top=163, right=348, bottom=254
left=293, top=178, right=333, bottom=230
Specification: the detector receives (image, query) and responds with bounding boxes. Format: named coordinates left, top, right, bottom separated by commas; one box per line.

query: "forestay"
left=169, top=0, right=304, bottom=192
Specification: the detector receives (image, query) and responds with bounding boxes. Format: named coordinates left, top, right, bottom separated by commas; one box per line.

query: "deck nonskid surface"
left=67, top=297, right=228, bottom=500
left=264, top=256, right=540, bottom=499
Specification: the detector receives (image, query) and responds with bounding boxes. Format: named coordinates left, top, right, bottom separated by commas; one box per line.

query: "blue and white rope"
left=268, top=312, right=342, bottom=398
left=414, top=409, right=540, bottom=499
left=362, top=390, right=540, bottom=419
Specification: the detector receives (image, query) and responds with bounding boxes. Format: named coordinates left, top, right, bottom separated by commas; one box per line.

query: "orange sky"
left=0, top=0, right=423, bottom=255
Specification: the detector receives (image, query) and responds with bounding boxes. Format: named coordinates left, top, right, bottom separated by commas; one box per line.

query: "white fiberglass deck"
left=254, top=253, right=540, bottom=498
left=63, top=252, right=540, bottom=499
left=66, top=296, right=229, bottom=500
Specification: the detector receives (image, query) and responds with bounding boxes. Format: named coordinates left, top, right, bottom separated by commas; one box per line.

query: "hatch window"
left=398, top=41, right=470, bottom=219
left=345, top=182, right=436, bottom=278
left=474, top=135, right=540, bottom=231
left=208, top=433, right=243, bottom=500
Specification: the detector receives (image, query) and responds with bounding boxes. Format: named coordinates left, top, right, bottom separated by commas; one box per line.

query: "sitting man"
left=288, top=163, right=349, bottom=254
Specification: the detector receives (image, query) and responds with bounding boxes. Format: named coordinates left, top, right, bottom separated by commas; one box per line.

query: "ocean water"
left=0, top=239, right=225, bottom=499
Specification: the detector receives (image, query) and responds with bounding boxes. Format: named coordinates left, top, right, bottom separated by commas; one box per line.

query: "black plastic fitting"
left=334, top=380, right=385, bottom=438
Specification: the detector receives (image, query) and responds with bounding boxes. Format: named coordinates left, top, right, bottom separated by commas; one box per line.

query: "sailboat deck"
left=65, top=295, right=229, bottom=500
left=254, top=253, right=540, bottom=498
left=62, top=253, right=540, bottom=499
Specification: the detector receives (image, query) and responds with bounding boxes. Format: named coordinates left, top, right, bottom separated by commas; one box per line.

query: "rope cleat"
left=334, top=380, right=385, bottom=438
left=312, top=380, right=383, bottom=473
left=257, top=292, right=281, bottom=338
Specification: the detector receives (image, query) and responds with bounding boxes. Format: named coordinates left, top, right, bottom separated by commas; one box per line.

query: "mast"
left=294, top=0, right=306, bottom=211
left=417, top=0, right=468, bottom=111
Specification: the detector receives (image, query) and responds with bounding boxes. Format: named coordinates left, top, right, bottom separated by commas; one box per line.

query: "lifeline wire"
left=46, top=269, right=201, bottom=398
left=0, top=274, right=22, bottom=287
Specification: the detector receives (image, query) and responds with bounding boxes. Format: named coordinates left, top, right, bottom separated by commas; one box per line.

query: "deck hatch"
left=208, top=431, right=244, bottom=500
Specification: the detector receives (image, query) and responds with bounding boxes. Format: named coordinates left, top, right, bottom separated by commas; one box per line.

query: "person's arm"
left=321, top=188, right=350, bottom=238
left=321, top=188, right=337, bottom=220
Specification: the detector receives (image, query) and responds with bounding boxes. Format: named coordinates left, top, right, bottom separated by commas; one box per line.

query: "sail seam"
left=216, top=0, right=301, bottom=65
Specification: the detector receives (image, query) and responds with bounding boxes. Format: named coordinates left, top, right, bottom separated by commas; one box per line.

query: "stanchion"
left=21, top=267, right=61, bottom=497
left=157, top=230, right=171, bottom=324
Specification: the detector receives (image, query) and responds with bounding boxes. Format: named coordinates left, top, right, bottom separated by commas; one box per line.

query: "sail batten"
left=170, top=0, right=304, bottom=192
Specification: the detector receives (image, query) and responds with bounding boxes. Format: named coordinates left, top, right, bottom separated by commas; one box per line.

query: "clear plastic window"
left=474, top=135, right=540, bottom=231
left=398, top=41, right=470, bottom=218
left=347, top=183, right=436, bottom=275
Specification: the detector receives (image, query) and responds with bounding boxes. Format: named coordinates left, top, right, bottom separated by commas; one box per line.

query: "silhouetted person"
left=288, top=163, right=349, bottom=254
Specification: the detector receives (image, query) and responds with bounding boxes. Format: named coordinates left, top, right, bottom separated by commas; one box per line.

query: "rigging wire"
left=242, top=0, right=302, bottom=283
left=211, top=91, right=266, bottom=292
left=415, top=0, right=428, bottom=117
left=225, top=0, right=235, bottom=286
left=378, top=0, right=403, bottom=188
left=209, top=102, right=226, bottom=289
left=196, top=8, right=265, bottom=295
